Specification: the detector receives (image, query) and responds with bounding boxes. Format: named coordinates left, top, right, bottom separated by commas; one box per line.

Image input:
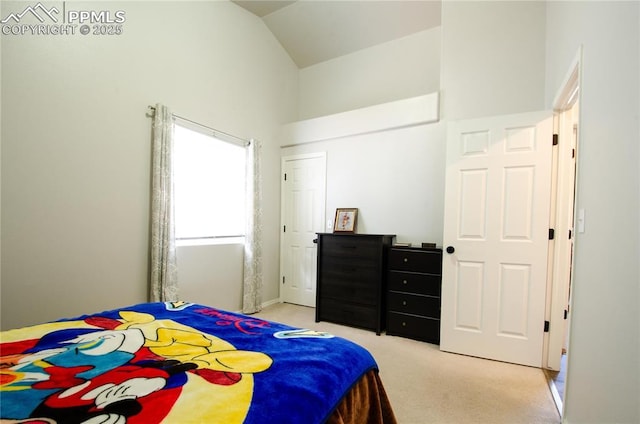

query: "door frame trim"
left=545, top=46, right=582, bottom=366
left=543, top=45, right=582, bottom=416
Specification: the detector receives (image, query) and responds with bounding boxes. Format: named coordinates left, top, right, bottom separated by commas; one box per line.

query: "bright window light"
left=173, top=123, right=246, bottom=241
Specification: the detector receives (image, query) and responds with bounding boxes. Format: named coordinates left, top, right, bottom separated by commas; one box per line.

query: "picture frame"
left=333, top=208, right=358, bottom=233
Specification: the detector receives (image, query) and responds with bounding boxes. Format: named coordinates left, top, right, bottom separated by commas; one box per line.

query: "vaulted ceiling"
left=232, top=1, right=442, bottom=68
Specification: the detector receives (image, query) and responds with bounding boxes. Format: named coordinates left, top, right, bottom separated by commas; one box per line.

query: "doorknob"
left=446, top=246, right=455, bottom=254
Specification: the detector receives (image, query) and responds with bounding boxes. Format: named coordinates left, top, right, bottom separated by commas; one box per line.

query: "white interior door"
left=440, top=111, right=553, bottom=367
left=546, top=101, right=579, bottom=371
left=280, top=153, right=326, bottom=307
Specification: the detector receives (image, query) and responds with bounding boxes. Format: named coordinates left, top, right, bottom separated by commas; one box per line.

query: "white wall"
left=1, top=1, right=298, bottom=329
left=545, top=2, right=640, bottom=422
left=298, top=27, right=441, bottom=120
left=177, top=243, right=244, bottom=311
left=441, top=1, right=546, bottom=119
left=282, top=122, right=446, bottom=246
left=283, top=23, right=444, bottom=248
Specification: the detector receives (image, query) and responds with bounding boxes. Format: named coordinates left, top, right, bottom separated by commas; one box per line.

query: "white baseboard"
left=261, top=298, right=281, bottom=309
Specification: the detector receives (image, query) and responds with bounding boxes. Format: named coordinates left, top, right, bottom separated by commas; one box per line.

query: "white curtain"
left=242, top=139, right=263, bottom=314
left=150, top=103, right=179, bottom=302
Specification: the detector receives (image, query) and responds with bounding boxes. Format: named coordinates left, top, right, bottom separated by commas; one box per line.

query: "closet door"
left=280, top=153, right=327, bottom=307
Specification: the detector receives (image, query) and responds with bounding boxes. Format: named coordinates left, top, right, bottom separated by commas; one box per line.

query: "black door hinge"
left=544, top=320, right=550, bottom=332
left=282, top=276, right=285, bottom=284
left=283, top=225, right=286, bottom=233
left=564, top=310, right=568, bottom=319
left=549, top=229, right=555, bottom=240
left=553, top=134, right=559, bottom=146
left=284, top=173, right=287, bottom=181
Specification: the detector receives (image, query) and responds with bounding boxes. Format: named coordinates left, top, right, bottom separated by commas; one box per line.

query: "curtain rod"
left=148, top=106, right=250, bottom=147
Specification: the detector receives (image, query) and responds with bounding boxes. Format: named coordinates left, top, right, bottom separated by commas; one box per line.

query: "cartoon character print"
left=2, top=328, right=164, bottom=423
left=1, top=308, right=273, bottom=424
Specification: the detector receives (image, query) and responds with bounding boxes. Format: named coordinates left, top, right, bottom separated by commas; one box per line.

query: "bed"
left=0, top=301, right=397, bottom=424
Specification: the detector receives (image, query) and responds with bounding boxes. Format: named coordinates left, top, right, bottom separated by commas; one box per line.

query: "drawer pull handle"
left=341, top=245, right=357, bottom=249
left=403, top=280, right=408, bottom=285
left=402, top=301, right=407, bottom=306
left=403, top=258, right=409, bottom=263
left=402, top=322, right=406, bottom=327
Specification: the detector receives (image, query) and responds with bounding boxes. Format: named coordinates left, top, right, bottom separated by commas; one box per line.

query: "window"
left=173, top=121, right=246, bottom=245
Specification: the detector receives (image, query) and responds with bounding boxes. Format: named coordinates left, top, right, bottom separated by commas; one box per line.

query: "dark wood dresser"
left=386, top=246, right=443, bottom=344
left=315, top=233, right=395, bottom=335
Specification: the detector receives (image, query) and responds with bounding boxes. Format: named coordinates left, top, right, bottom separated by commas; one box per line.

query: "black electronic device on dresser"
left=315, top=233, right=395, bottom=335
left=386, top=246, right=443, bottom=344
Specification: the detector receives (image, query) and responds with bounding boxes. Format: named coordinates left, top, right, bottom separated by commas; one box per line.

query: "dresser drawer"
left=387, top=312, right=440, bottom=344
left=387, top=291, right=440, bottom=317
left=388, top=249, right=442, bottom=274
left=387, top=271, right=441, bottom=296
left=320, top=277, right=378, bottom=305
left=321, top=255, right=378, bottom=276
left=320, top=236, right=382, bottom=259
left=318, top=298, right=378, bottom=330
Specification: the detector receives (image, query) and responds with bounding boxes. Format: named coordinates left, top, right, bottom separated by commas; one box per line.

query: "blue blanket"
left=0, top=302, right=378, bottom=424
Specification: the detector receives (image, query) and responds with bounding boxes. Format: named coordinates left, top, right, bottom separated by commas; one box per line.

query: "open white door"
left=280, top=153, right=326, bottom=307
left=440, top=111, right=553, bottom=367
left=546, top=56, right=581, bottom=373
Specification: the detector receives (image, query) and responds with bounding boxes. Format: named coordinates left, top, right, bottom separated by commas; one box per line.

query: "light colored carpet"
left=253, top=302, right=561, bottom=424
